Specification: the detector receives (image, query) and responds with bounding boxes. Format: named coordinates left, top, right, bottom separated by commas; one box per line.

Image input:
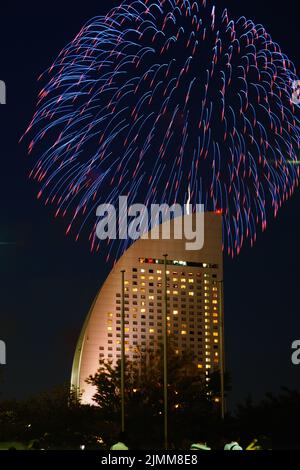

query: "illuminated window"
left=213, top=332, right=219, bottom=337
left=197, top=364, right=203, bottom=369
left=132, top=288, right=138, bottom=292
left=181, top=285, right=186, bottom=289
left=125, top=327, right=130, bottom=333
left=213, top=320, right=218, bottom=324
left=188, top=279, right=194, bottom=284
left=141, top=309, right=146, bottom=313
left=166, top=270, right=170, bottom=275
left=149, top=276, right=154, bottom=280
left=157, top=270, right=162, bottom=274
left=125, top=281, right=129, bottom=285
left=212, top=300, right=218, bottom=305
left=173, top=310, right=178, bottom=315
left=140, top=275, right=146, bottom=280
left=140, top=269, right=145, bottom=273
left=149, top=295, right=154, bottom=300
left=149, top=328, right=155, bottom=334
left=107, top=327, right=112, bottom=331
left=181, top=330, right=187, bottom=335
left=205, top=299, right=209, bottom=304
left=181, top=278, right=186, bottom=283
left=188, top=292, right=194, bottom=297
left=214, top=339, right=218, bottom=344
left=173, top=277, right=178, bottom=282
left=107, top=313, right=113, bottom=318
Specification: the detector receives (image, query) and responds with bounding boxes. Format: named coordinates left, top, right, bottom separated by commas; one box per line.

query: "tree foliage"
left=86, top=346, right=224, bottom=447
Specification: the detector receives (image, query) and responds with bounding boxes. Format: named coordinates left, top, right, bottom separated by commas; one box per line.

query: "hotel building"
left=71, top=212, right=223, bottom=404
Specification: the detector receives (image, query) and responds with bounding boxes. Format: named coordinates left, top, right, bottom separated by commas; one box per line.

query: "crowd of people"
left=0, top=431, right=271, bottom=450
left=110, top=431, right=270, bottom=451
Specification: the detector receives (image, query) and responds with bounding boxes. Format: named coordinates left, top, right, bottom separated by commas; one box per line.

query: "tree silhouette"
left=86, top=345, right=224, bottom=448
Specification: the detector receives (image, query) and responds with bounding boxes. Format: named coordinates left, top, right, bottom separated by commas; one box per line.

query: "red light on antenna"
left=215, top=209, right=223, bottom=215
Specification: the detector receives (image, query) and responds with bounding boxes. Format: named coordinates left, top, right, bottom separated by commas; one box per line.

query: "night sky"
left=0, top=0, right=300, bottom=409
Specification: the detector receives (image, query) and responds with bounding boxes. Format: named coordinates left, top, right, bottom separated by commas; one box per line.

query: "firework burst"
left=23, top=0, right=300, bottom=257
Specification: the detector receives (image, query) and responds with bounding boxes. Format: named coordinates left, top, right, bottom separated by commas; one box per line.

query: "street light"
left=163, top=254, right=168, bottom=450
left=218, top=279, right=225, bottom=419
left=121, top=269, right=126, bottom=433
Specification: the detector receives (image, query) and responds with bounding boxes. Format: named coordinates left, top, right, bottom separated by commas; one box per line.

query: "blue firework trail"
left=23, top=0, right=300, bottom=258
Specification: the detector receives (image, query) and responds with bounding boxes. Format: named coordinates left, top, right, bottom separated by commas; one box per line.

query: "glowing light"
left=24, top=0, right=300, bottom=258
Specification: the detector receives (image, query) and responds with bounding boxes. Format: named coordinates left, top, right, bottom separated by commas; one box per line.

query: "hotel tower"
left=72, top=212, right=223, bottom=404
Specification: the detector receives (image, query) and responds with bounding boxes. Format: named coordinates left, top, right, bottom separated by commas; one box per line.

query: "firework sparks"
left=23, top=0, right=300, bottom=257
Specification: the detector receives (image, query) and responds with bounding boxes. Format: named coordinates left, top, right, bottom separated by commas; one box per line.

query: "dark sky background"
left=0, top=0, right=300, bottom=410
